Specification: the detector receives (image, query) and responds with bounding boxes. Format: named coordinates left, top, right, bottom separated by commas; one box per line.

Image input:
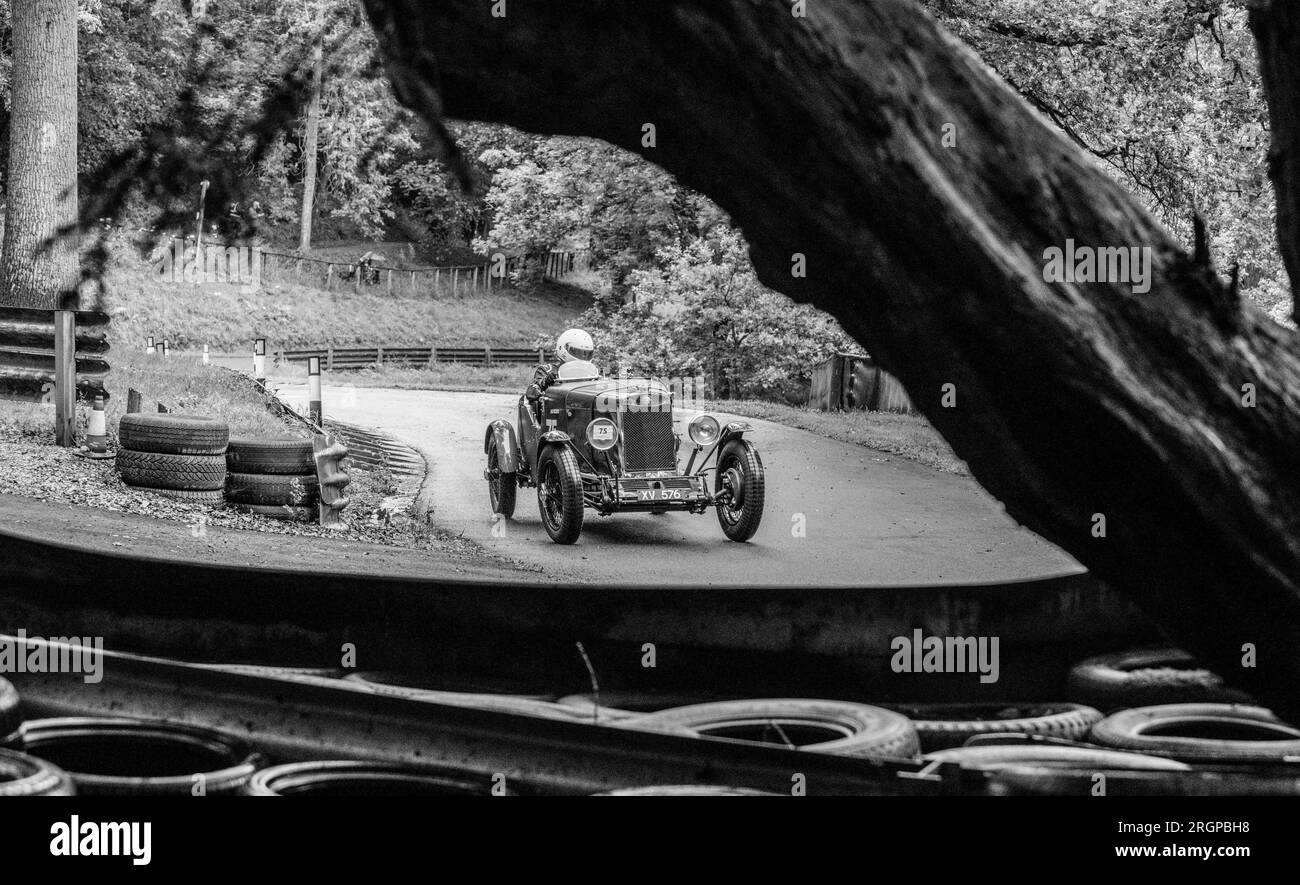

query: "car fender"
left=539, top=430, right=572, bottom=448
left=485, top=420, right=521, bottom=473
left=719, top=421, right=752, bottom=444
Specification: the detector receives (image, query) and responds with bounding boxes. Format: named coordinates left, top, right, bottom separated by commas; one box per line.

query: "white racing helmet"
left=555, top=328, right=594, bottom=363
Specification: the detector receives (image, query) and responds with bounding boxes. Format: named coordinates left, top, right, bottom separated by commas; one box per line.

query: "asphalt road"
left=276, top=384, right=1083, bottom=587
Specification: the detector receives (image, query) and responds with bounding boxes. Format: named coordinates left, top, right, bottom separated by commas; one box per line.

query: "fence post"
left=53, top=310, right=76, bottom=447
left=537, top=348, right=545, bottom=364
left=387, top=268, right=393, bottom=294
left=434, top=268, right=440, bottom=294
left=452, top=268, right=459, bottom=295
left=325, top=263, right=333, bottom=290
left=354, top=265, right=361, bottom=294
left=484, top=345, right=492, bottom=368
left=428, top=346, right=437, bottom=368
left=126, top=389, right=142, bottom=414
left=375, top=346, right=384, bottom=367
left=327, top=345, right=334, bottom=372
left=410, top=270, right=416, bottom=293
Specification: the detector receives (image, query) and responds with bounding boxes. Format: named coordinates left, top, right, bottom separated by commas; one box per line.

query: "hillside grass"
left=96, top=261, right=593, bottom=353
left=0, top=347, right=305, bottom=446
left=273, top=359, right=535, bottom=394
left=708, top=400, right=967, bottom=475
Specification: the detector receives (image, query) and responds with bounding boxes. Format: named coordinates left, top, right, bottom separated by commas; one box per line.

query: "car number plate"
left=637, top=488, right=685, bottom=502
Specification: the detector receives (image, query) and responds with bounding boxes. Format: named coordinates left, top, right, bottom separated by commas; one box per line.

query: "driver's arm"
left=526, top=363, right=556, bottom=400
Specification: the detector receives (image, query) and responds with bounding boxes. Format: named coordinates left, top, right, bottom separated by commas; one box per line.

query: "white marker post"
left=253, top=338, right=266, bottom=383
left=202, top=344, right=210, bottom=366
left=87, top=396, right=108, bottom=453
left=162, top=339, right=171, bottom=358
left=308, top=355, right=323, bottom=426
left=146, top=336, right=155, bottom=356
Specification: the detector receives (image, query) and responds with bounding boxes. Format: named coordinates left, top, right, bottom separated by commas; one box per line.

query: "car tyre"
left=116, top=450, right=227, bottom=491
left=226, top=471, right=320, bottom=506
left=883, top=702, right=1103, bottom=752
left=226, top=438, right=316, bottom=474
left=486, top=436, right=517, bottom=518
left=1088, top=703, right=1300, bottom=764
left=715, top=438, right=764, bottom=542
left=0, top=748, right=76, bottom=796
left=117, top=413, right=229, bottom=455
left=537, top=445, right=584, bottom=544
left=628, top=698, right=921, bottom=758
left=1067, top=648, right=1253, bottom=709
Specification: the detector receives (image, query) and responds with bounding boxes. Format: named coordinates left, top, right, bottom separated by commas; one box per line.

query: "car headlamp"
left=688, top=414, right=721, bottom=447
left=587, top=417, right=619, bottom=451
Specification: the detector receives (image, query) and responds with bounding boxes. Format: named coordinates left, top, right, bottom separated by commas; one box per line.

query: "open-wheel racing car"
left=483, top=360, right=765, bottom=544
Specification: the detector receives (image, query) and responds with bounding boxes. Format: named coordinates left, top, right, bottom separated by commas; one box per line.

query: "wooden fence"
left=151, top=236, right=591, bottom=297
left=279, top=345, right=551, bottom=371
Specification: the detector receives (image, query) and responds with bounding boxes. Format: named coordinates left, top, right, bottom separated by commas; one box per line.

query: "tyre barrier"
left=116, top=414, right=230, bottom=498
left=925, top=743, right=1190, bottom=772
left=225, top=471, right=320, bottom=507
left=0, top=747, right=75, bottom=796
left=1088, top=703, right=1300, bottom=764
left=118, top=413, right=230, bottom=456
left=10, top=717, right=260, bottom=795
left=1067, top=648, right=1253, bottom=710
left=883, top=702, right=1103, bottom=752
left=0, top=676, right=21, bottom=746
left=245, top=761, right=510, bottom=796
left=627, top=699, right=921, bottom=758
left=226, top=438, right=316, bottom=475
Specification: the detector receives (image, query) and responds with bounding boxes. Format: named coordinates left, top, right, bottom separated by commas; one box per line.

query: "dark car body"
left=484, top=362, right=765, bottom=541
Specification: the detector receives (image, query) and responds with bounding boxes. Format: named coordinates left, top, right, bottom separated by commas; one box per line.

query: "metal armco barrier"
left=279, top=345, right=549, bottom=370
left=0, top=307, right=112, bottom=445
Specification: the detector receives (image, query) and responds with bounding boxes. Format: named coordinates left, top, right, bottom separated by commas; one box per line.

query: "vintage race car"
left=483, top=360, right=765, bottom=544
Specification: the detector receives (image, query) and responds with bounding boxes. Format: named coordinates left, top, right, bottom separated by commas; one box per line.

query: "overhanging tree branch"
left=362, top=0, right=1300, bottom=720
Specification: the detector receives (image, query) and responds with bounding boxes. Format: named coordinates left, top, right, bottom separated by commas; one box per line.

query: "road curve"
left=277, top=385, right=1083, bottom=587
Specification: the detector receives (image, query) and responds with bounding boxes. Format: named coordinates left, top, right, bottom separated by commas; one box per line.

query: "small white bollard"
left=87, top=396, right=108, bottom=453
left=202, top=344, right=210, bottom=366
left=253, top=337, right=266, bottom=383
left=308, top=356, right=323, bottom=425
left=162, top=339, right=171, bottom=357
left=146, top=336, right=155, bottom=356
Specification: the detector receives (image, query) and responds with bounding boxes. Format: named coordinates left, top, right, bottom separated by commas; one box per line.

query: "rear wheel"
left=537, top=445, right=584, bottom=544
left=486, top=437, right=516, bottom=518
left=715, top=438, right=765, bottom=542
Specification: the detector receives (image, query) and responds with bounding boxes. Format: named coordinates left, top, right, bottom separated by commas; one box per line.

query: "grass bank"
left=709, top=400, right=967, bottom=476
left=97, top=262, right=593, bottom=353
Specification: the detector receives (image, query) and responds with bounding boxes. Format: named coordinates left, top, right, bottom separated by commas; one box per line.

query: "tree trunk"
left=362, top=0, right=1300, bottom=720
left=1251, top=1, right=1300, bottom=324
left=0, top=0, right=79, bottom=310
left=298, top=5, right=325, bottom=254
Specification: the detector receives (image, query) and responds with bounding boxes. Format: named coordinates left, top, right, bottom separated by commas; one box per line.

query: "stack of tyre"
left=116, top=413, right=229, bottom=502
left=225, top=438, right=320, bottom=520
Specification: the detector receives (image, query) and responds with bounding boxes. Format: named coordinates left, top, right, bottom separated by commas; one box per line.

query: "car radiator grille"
left=620, top=411, right=676, bottom=472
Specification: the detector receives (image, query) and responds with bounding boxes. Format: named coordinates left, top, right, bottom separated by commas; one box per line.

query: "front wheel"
left=537, top=445, right=584, bottom=544
left=715, top=438, right=765, bottom=542
left=486, top=437, right=516, bottom=518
